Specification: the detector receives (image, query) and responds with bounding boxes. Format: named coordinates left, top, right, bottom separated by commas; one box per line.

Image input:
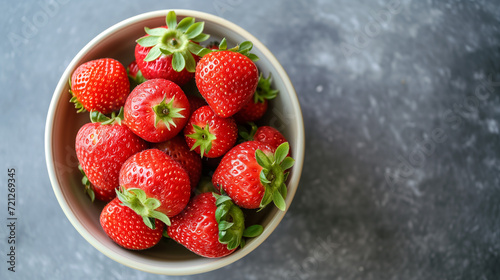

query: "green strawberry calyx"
left=127, top=66, right=146, bottom=87
left=78, top=164, right=95, bottom=202
left=186, top=124, right=217, bottom=158
left=256, top=142, right=295, bottom=211
left=213, top=192, right=263, bottom=250
left=116, top=187, right=171, bottom=229
left=90, top=107, right=124, bottom=125
left=136, top=10, right=210, bottom=72
left=189, top=38, right=260, bottom=62
left=152, top=96, right=186, bottom=130
left=254, top=73, right=278, bottom=103
left=238, top=122, right=258, bottom=142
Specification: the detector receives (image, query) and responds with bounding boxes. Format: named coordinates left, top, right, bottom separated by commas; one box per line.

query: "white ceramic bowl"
left=45, top=9, right=304, bottom=275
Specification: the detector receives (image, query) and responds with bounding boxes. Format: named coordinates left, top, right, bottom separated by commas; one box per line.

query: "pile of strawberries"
left=70, top=11, right=294, bottom=258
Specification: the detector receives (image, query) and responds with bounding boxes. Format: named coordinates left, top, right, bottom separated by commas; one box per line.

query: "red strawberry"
left=167, top=192, right=263, bottom=258
left=234, top=73, right=278, bottom=123
left=126, top=60, right=146, bottom=87
left=152, top=135, right=202, bottom=191
left=240, top=123, right=289, bottom=153
left=195, top=40, right=259, bottom=118
left=212, top=141, right=294, bottom=210
left=75, top=109, right=147, bottom=202
left=118, top=148, right=191, bottom=227
left=135, top=11, right=209, bottom=86
left=184, top=105, right=238, bottom=158
left=254, top=126, right=289, bottom=152
left=100, top=198, right=164, bottom=250
left=70, top=58, right=130, bottom=114
left=124, top=78, right=190, bottom=143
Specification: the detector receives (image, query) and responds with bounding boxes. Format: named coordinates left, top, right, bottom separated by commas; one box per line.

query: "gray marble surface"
left=1, top=0, right=499, bottom=279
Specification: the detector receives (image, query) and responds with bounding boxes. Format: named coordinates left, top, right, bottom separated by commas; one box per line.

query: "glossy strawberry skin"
left=153, top=135, right=202, bottom=191
left=70, top=58, right=130, bottom=114
left=75, top=122, right=147, bottom=201
left=167, top=193, right=236, bottom=258
left=100, top=198, right=164, bottom=250
left=124, top=79, right=190, bottom=143
left=195, top=51, right=259, bottom=118
left=184, top=105, right=238, bottom=158
left=119, top=149, right=191, bottom=217
left=212, top=141, right=273, bottom=209
left=254, top=126, right=289, bottom=152
left=234, top=99, right=268, bottom=123
left=135, top=40, right=197, bottom=86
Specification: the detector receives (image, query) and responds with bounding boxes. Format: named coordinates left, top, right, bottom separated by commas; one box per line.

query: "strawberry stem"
left=187, top=124, right=217, bottom=158
left=152, top=96, right=186, bottom=130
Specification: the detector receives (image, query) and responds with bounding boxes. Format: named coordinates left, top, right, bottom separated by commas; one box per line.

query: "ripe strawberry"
left=75, top=109, right=147, bottom=202
left=167, top=192, right=263, bottom=258
left=195, top=40, right=259, bottom=118
left=100, top=198, right=164, bottom=250
left=135, top=11, right=209, bottom=86
left=239, top=123, right=289, bottom=153
left=118, top=149, right=191, bottom=227
left=212, top=141, right=294, bottom=210
left=126, top=60, right=146, bottom=87
left=234, top=73, right=278, bottom=123
left=152, top=135, right=202, bottom=191
left=70, top=58, right=130, bottom=114
left=184, top=105, right=238, bottom=158
left=124, top=78, right=190, bottom=143
left=254, top=126, right=289, bottom=152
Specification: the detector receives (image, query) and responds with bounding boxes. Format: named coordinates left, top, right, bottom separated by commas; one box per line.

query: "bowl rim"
left=45, top=9, right=305, bottom=275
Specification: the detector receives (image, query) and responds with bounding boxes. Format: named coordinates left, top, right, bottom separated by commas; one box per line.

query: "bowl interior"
left=45, top=10, right=304, bottom=275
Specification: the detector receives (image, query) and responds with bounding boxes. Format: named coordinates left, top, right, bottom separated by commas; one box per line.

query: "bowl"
left=45, top=9, right=304, bottom=275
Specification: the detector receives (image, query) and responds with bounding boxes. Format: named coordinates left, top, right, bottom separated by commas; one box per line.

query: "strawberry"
left=117, top=148, right=191, bottom=227
left=124, top=78, right=190, bottom=143
left=212, top=141, right=294, bottom=210
left=254, top=126, right=289, bottom=152
left=152, top=135, right=202, bottom=191
left=75, top=108, right=147, bottom=202
left=100, top=198, right=164, bottom=250
left=135, top=11, right=209, bottom=86
left=70, top=58, right=130, bottom=114
left=126, top=60, right=146, bottom=87
left=167, top=192, right=263, bottom=258
left=234, top=73, right=278, bottom=123
left=184, top=105, right=238, bottom=158
left=239, top=123, right=289, bottom=153
left=194, top=39, right=260, bottom=117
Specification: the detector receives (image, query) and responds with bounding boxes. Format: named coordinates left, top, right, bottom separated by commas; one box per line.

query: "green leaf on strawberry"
left=256, top=142, right=295, bottom=211
left=90, top=107, right=125, bottom=125
left=136, top=11, right=209, bottom=72
left=213, top=192, right=263, bottom=250
left=254, top=73, right=278, bottom=103
left=152, top=96, right=186, bottom=130
left=78, top=164, right=95, bottom=202
left=116, top=187, right=171, bottom=229
left=191, top=38, right=260, bottom=62
left=186, top=124, right=217, bottom=158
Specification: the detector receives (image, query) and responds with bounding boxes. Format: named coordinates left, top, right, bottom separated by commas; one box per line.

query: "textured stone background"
left=1, top=0, right=499, bottom=279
